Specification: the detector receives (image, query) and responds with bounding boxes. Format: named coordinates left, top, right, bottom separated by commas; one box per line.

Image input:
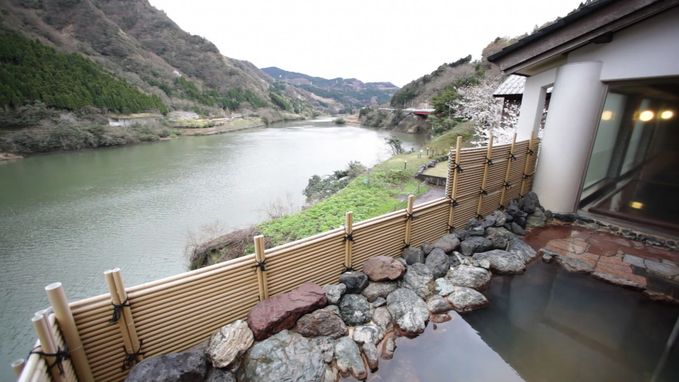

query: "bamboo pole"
left=344, top=211, right=353, bottom=270
left=32, top=312, right=65, bottom=382
left=45, top=282, right=94, bottom=382
left=476, top=135, right=494, bottom=217
left=11, top=359, right=25, bottom=376
left=111, top=269, right=142, bottom=361
left=404, top=195, right=415, bottom=247
left=104, top=270, right=135, bottom=357
left=254, top=235, right=269, bottom=300
left=447, top=136, right=463, bottom=230
left=520, top=133, right=536, bottom=196
left=500, top=133, right=518, bottom=208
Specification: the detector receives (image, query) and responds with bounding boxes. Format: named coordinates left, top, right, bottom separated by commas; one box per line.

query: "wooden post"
left=520, top=132, right=536, bottom=196
left=254, top=235, right=269, bottom=300
left=45, top=282, right=94, bottom=382
left=104, top=268, right=142, bottom=364
left=404, top=195, right=415, bottom=247
left=500, top=133, right=517, bottom=208
left=476, top=135, right=494, bottom=217
left=344, top=212, right=353, bottom=270
left=11, top=359, right=25, bottom=376
left=447, top=137, right=463, bottom=230
left=31, top=311, right=65, bottom=382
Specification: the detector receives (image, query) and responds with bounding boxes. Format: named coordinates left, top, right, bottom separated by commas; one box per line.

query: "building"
left=488, top=0, right=679, bottom=235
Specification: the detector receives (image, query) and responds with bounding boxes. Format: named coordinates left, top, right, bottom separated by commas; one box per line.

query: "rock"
left=295, top=306, right=348, bottom=338
left=125, top=349, right=207, bottom=382
left=372, top=306, right=393, bottom=332
left=362, top=281, right=398, bottom=302
left=338, top=294, right=371, bottom=326
left=526, top=209, right=547, bottom=228
left=448, top=253, right=462, bottom=267
left=335, top=337, right=367, bottom=380
left=421, top=242, right=434, bottom=255
left=556, top=255, right=594, bottom=273
left=205, top=368, right=236, bottom=382
left=309, top=336, right=335, bottom=364
left=508, top=238, right=537, bottom=263
left=473, top=250, right=526, bottom=274
left=323, top=283, right=346, bottom=305
left=541, top=249, right=557, bottom=263
left=247, top=282, right=327, bottom=340
left=239, top=330, right=325, bottom=382
left=353, top=324, right=382, bottom=345
left=432, top=234, right=460, bottom=253
left=402, top=263, right=435, bottom=299
left=488, top=210, right=506, bottom=227
left=460, top=236, right=493, bottom=256
left=362, top=255, right=406, bottom=281
left=469, top=225, right=486, bottom=236
left=386, top=288, right=429, bottom=335
left=447, top=286, right=489, bottom=312
left=425, top=248, right=451, bottom=278
left=402, top=246, right=425, bottom=265
left=454, top=228, right=470, bottom=241
left=446, top=265, right=491, bottom=290
left=486, top=227, right=515, bottom=250
left=362, top=342, right=379, bottom=371
left=434, top=277, right=456, bottom=296
left=430, top=313, right=452, bottom=323
left=206, top=320, right=254, bottom=368
left=510, top=222, right=526, bottom=235
left=323, top=366, right=338, bottom=382
left=372, top=297, right=386, bottom=307
left=519, top=192, right=540, bottom=213
left=339, top=271, right=369, bottom=293
left=380, top=332, right=397, bottom=360
left=427, top=295, right=452, bottom=314
left=645, top=259, right=679, bottom=278
left=477, top=258, right=491, bottom=269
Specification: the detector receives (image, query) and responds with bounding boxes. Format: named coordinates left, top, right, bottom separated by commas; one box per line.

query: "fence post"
left=500, top=133, right=518, bottom=208
left=520, top=132, right=536, bottom=196
left=476, top=135, right=494, bottom=218
left=45, top=282, right=94, bottom=382
left=105, top=268, right=143, bottom=368
left=254, top=235, right=269, bottom=300
left=447, top=136, right=463, bottom=230
left=11, top=359, right=25, bottom=376
left=344, top=211, right=353, bottom=270
left=404, top=195, right=415, bottom=247
left=31, top=311, right=65, bottom=382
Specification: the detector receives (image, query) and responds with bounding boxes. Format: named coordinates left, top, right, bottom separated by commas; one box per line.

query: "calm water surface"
left=0, top=120, right=425, bottom=378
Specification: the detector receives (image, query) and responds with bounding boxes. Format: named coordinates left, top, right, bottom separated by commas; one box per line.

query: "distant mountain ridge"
left=262, top=66, right=399, bottom=113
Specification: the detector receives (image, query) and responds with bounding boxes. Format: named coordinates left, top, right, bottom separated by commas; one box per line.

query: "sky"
left=147, top=0, right=584, bottom=87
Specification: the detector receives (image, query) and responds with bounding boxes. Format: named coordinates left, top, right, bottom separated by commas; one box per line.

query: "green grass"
left=428, top=121, right=476, bottom=153
left=259, top=152, right=432, bottom=245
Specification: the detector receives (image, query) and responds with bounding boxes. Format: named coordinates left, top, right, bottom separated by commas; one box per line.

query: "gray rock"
left=454, top=228, right=470, bottom=241
left=309, top=336, right=335, bottom=364
left=446, top=265, right=491, bottom=290
left=352, top=324, right=382, bottom=345
left=486, top=227, right=515, bottom=250
left=526, top=209, right=546, bottom=228
left=335, top=337, right=367, bottom=380
left=432, top=234, right=460, bottom=253
left=362, top=342, right=379, bottom=371
left=622, top=254, right=646, bottom=268
left=323, top=283, right=346, bottom=305
left=469, top=225, right=486, bottom=236
left=645, top=259, right=679, bottom=278
left=448, top=253, right=462, bottom=267
left=338, top=294, right=371, bottom=326
left=556, top=255, right=594, bottom=273
left=402, top=246, right=425, bottom=265
left=126, top=350, right=207, bottom=382
left=447, top=286, right=489, bottom=313
left=239, top=330, right=325, bottom=382
left=295, top=306, right=348, bottom=338
left=339, top=271, right=369, bottom=293
left=323, top=366, right=338, bottom=382
left=421, top=242, right=434, bottom=255
left=372, top=297, right=386, bottom=307
left=510, top=222, right=526, bottom=235
left=425, top=248, right=451, bottom=278
left=541, top=249, right=557, bottom=263
left=403, top=263, right=435, bottom=299
left=508, top=238, right=537, bottom=263
left=434, top=277, right=456, bottom=296
left=488, top=210, right=507, bottom=227
left=427, top=295, right=452, bottom=314
left=362, top=281, right=398, bottom=302
left=473, top=250, right=526, bottom=274
left=206, top=320, right=254, bottom=368
left=386, top=288, right=429, bottom=335
left=380, top=333, right=397, bottom=360
left=519, top=191, right=540, bottom=214
left=460, top=236, right=493, bottom=256
left=205, top=368, right=236, bottom=382
left=372, top=306, right=393, bottom=332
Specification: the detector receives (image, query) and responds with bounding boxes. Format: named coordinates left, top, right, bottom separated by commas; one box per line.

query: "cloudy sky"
left=148, top=0, right=584, bottom=86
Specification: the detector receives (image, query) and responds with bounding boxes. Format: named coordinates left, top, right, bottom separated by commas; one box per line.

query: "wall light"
left=628, top=201, right=644, bottom=209
left=601, top=110, right=613, bottom=121
left=638, top=110, right=655, bottom=122
left=660, top=110, right=674, bottom=120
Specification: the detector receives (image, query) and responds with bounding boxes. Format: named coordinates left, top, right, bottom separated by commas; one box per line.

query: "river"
left=0, top=119, right=426, bottom=379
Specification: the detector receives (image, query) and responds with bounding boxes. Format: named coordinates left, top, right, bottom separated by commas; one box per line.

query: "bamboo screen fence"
left=15, top=134, right=539, bottom=382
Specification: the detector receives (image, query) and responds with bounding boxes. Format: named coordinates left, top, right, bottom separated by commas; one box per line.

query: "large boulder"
left=322, top=283, right=346, bottom=305
left=247, top=282, right=327, bottom=340
left=238, top=330, right=326, bottom=382
left=432, top=234, right=460, bottom=254
left=361, top=281, right=398, bottom=302
left=434, top=277, right=456, bottom=296
left=386, top=288, right=429, bottom=336
left=294, top=306, right=348, bottom=339
left=485, top=227, right=515, bottom=250
left=425, top=248, right=451, bottom=278
left=427, top=295, right=452, bottom=314
left=402, top=263, right=435, bottom=299
left=402, top=246, right=425, bottom=265
left=338, top=294, right=371, bottom=325
left=206, top=320, right=254, bottom=368
left=446, top=265, right=491, bottom=290
left=362, top=256, right=406, bottom=281
left=460, top=236, right=493, bottom=256
left=335, top=337, right=367, bottom=380
left=362, top=342, right=379, bottom=371
left=508, top=238, right=537, bottom=263
left=473, top=250, right=526, bottom=274
left=125, top=349, right=207, bottom=382
left=372, top=306, right=393, bottom=332
left=447, top=286, right=489, bottom=313
left=339, top=271, right=369, bottom=293
left=526, top=209, right=547, bottom=228
left=519, top=192, right=540, bottom=214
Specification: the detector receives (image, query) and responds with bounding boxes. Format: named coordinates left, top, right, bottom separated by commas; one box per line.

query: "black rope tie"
left=402, top=243, right=411, bottom=250
left=451, top=162, right=464, bottom=173
left=110, top=298, right=130, bottom=324
left=29, top=346, right=70, bottom=375
left=447, top=224, right=455, bottom=233
left=479, top=188, right=488, bottom=196
left=252, top=260, right=267, bottom=273
left=122, top=340, right=145, bottom=370
left=405, top=212, right=416, bottom=221
left=508, top=153, right=517, bottom=161
left=344, top=233, right=354, bottom=243
left=503, top=181, right=512, bottom=189
left=450, top=199, right=459, bottom=207
left=484, top=156, right=493, bottom=165
left=527, top=148, right=535, bottom=156
left=342, top=266, right=354, bottom=273
left=522, top=173, right=533, bottom=180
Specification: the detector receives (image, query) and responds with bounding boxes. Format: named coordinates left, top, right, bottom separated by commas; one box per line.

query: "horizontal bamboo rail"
left=17, top=137, right=539, bottom=382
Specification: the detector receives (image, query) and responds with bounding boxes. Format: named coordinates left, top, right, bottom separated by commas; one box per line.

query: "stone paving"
left=525, top=224, right=679, bottom=303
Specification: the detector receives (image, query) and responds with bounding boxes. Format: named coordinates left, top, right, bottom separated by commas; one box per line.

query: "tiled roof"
left=493, top=75, right=526, bottom=97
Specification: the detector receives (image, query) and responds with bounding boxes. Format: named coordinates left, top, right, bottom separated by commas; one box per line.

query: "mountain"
left=262, top=66, right=399, bottom=113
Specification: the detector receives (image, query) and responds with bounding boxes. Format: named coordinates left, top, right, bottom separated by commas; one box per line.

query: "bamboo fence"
left=16, top=135, right=539, bottom=382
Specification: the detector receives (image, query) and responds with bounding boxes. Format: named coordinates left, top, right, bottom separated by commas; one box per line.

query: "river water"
left=0, top=119, right=426, bottom=378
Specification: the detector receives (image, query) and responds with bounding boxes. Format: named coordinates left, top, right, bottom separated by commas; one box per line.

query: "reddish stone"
left=362, top=256, right=406, bottom=281
left=247, top=282, right=327, bottom=340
